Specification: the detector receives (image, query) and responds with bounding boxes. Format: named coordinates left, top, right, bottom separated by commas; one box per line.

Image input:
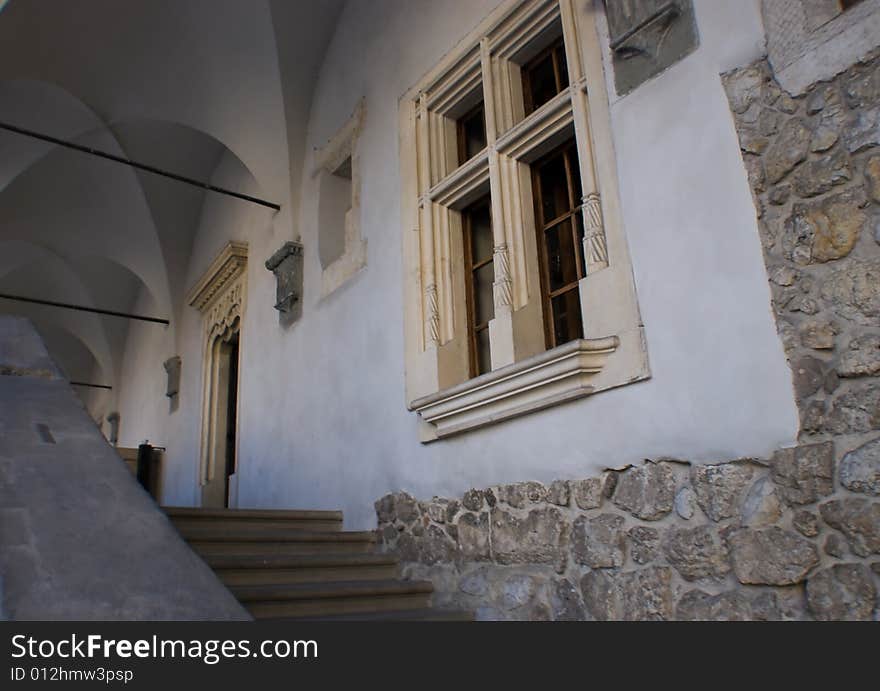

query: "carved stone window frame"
left=399, top=0, right=649, bottom=441
left=186, top=241, right=247, bottom=505
left=313, top=100, right=368, bottom=298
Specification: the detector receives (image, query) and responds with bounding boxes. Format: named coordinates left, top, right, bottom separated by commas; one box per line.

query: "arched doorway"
left=187, top=241, right=247, bottom=508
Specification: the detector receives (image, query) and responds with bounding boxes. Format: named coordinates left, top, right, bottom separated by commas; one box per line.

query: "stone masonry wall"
left=376, top=446, right=879, bottom=620
left=374, top=53, right=880, bottom=621
left=723, top=53, right=880, bottom=457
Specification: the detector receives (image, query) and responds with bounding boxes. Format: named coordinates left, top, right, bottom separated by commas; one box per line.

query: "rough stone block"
left=791, top=149, right=851, bottom=198
left=770, top=442, right=834, bottom=505
left=491, top=507, right=568, bottom=568
left=820, top=259, right=880, bottom=326
left=783, top=192, right=865, bottom=264
left=825, top=383, right=880, bottom=434
left=571, top=477, right=606, bottom=510
left=837, top=335, right=880, bottom=378
left=838, top=436, right=880, bottom=495
left=676, top=589, right=781, bottom=621
left=571, top=514, right=625, bottom=569
left=741, top=476, right=783, bottom=527
left=457, top=512, right=490, bottom=561
left=690, top=463, right=754, bottom=522
left=612, top=462, right=675, bottom=521
left=580, top=567, right=673, bottom=622
left=792, top=510, right=820, bottom=538
left=728, top=527, right=820, bottom=585
left=662, top=526, right=730, bottom=581
left=765, top=118, right=812, bottom=183
left=497, top=481, right=546, bottom=509
left=819, top=499, right=880, bottom=557
left=550, top=578, right=585, bottom=621
left=627, top=526, right=660, bottom=565
left=806, top=563, right=877, bottom=621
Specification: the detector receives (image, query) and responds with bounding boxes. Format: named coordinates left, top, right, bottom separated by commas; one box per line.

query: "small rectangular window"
left=522, top=36, right=569, bottom=116
left=462, top=196, right=494, bottom=377
left=532, top=138, right=585, bottom=349
left=457, top=102, right=487, bottom=166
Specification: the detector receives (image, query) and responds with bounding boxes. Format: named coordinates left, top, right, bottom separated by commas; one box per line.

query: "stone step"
left=176, top=523, right=372, bottom=542
left=188, top=531, right=377, bottom=556
left=206, top=553, right=400, bottom=586
left=165, top=507, right=343, bottom=532
left=166, top=507, right=471, bottom=621
left=232, top=579, right=435, bottom=619
left=287, top=607, right=475, bottom=622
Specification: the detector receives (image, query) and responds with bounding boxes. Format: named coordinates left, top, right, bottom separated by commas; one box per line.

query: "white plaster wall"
left=113, top=150, right=277, bottom=506
left=225, top=0, right=799, bottom=529
left=100, top=0, right=799, bottom=530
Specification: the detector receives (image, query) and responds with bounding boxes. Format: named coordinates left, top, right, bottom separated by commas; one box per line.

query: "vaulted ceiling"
left=0, top=0, right=344, bottom=409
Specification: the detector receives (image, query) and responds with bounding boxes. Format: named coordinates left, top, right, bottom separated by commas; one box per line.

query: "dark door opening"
left=223, top=332, right=239, bottom=508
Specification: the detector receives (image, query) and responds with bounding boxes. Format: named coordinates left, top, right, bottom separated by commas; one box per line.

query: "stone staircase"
left=165, top=507, right=472, bottom=621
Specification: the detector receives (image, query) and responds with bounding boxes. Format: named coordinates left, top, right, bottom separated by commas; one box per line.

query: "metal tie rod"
left=70, top=382, right=113, bottom=390
left=0, top=293, right=169, bottom=325
left=0, top=121, right=281, bottom=211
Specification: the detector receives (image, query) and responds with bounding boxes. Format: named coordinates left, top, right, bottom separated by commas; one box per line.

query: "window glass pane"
left=574, top=212, right=586, bottom=275
left=469, top=203, right=494, bottom=265
left=555, top=44, right=570, bottom=91
left=538, top=153, right=569, bottom=223
left=460, top=105, right=486, bottom=164
left=476, top=328, right=492, bottom=376
left=525, top=52, right=558, bottom=113
left=544, top=219, right=579, bottom=292
left=567, top=148, right=582, bottom=206
left=551, top=289, right=583, bottom=346
left=474, top=261, right=495, bottom=326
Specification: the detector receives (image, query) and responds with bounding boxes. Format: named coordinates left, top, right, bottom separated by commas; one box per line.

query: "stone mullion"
left=482, top=38, right=518, bottom=371
left=416, top=95, right=440, bottom=354
left=560, top=0, right=609, bottom=276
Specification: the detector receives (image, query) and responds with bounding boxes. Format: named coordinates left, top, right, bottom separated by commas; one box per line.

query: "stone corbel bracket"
left=604, top=0, right=699, bottom=96
left=163, top=356, right=181, bottom=398
left=265, top=241, right=304, bottom=326
left=411, top=336, right=619, bottom=441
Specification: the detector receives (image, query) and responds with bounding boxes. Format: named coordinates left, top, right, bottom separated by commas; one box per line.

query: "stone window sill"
left=411, top=336, right=619, bottom=441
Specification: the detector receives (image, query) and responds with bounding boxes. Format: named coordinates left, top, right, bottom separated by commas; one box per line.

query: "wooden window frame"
left=457, top=101, right=488, bottom=167
left=462, top=196, right=495, bottom=377
left=522, top=35, right=569, bottom=116
left=399, top=0, right=649, bottom=441
left=531, top=138, right=585, bottom=349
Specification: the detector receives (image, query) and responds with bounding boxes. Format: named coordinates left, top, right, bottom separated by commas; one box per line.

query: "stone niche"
left=265, top=241, right=304, bottom=327
left=604, top=0, right=700, bottom=96
left=376, top=441, right=880, bottom=620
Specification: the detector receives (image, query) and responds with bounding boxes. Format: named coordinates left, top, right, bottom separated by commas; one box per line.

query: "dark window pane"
left=525, top=52, right=558, bottom=113
left=538, top=153, right=569, bottom=222
left=469, top=204, right=494, bottom=264
left=567, top=149, right=581, bottom=206
left=474, top=262, right=495, bottom=326
left=476, top=328, right=492, bottom=376
left=459, top=104, right=486, bottom=165
left=544, top=219, right=579, bottom=292
left=523, top=37, right=569, bottom=116
left=551, top=289, right=583, bottom=346
left=555, top=44, right=570, bottom=90
left=574, top=213, right=586, bottom=274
